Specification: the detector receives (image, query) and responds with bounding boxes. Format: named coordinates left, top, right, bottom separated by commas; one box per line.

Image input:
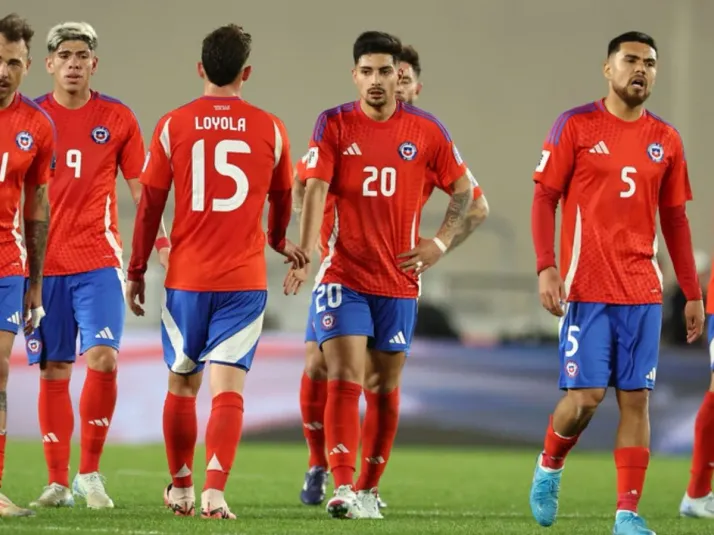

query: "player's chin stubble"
left=615, top=85, right=649, bottom=108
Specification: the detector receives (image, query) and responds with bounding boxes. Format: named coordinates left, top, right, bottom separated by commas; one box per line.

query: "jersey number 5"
left=192, top=139, right=250, bottom=212
left=620, top=166, right=636, bottom=198
left=363, top=166, right=396, bottom=197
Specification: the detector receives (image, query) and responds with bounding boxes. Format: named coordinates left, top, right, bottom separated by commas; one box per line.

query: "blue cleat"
left=529, top=453, right=562, bottom=527
left=300, top=466, right=329, bottom=505
left=613, top=511, right=655, bottom=535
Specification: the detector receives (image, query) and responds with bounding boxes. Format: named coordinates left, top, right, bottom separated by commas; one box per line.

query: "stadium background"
left=5, top=0, right=714, bottom=454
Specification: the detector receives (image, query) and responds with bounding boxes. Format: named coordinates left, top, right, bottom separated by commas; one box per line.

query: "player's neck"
left=603, top=94, right=644, bottom=122
left=359, top=99, right=398, bottom=122
left=53, top=87, right=92, bottom=110
left=0, top=92, right=15, bottom=110
left=203, top=81, right=242, bottom=99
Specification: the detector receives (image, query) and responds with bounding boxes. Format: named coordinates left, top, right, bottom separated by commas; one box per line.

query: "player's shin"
left=614, top=390, right=651, bottom=513
left=356, top=387, right=400, bottom=490
left=39, top=372, right=74, bottom=487
left=163, top=388, right=198, bottom=489
left=300, top=372, right=328, bottom=468
left=687, top=390, right=714, bottom=498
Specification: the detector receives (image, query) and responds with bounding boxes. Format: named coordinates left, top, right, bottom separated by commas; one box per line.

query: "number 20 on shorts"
left=315, top=283, right=343, bottom=313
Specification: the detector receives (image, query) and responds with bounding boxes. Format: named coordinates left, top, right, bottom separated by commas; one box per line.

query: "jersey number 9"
left=191, top=139, right=250, bottom=212
left=363, top=166, right=396, bottom=197
left=66, top=149, right=82, bottom=179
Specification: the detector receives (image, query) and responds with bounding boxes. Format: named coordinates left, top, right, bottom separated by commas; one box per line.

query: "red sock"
left=79, top=368, right=117, bottom=474
left=204, top=392, right=244, bottom=492
left=163, top=392, right=197, bottom=488
left=324, top=380, right=362, bottom=488
left=39, top=378, right=74, bottom=487
left=0, top=433, right=5, bottom=486
left=300, top=373, right=328, bottom=469
left=541, top=415, right=579, bottom=470
left=688, top=391, right=714, bottom=498
left=614, top=447, right=650, bottom=512
left=356, top=388, right=400, bottom=490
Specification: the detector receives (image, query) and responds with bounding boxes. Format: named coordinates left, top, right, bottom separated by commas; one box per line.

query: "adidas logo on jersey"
left=589, top=141, right=610, bottom=154
left=343, top=143, right=362, bottom=155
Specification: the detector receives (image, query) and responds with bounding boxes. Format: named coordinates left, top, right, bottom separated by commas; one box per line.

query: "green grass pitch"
left=0, top=440, right=709, bottom=534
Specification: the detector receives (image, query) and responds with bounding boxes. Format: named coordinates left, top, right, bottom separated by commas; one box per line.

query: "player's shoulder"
left=400, top=103, right=453, bottom=142
left=17, top=93, right=55, bottom=136
left=93, top=91, right=138, bottom=119
left=311, top=101, right=358, bottom=140
left=545, top=101, right=602, bottom=144
left=645, top=110, right=683, bottom=142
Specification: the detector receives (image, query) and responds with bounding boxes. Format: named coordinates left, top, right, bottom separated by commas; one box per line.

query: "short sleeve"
left=433, top=167, right=483, bottom=199
left=659, top=131, right=693, bottom=207
left=428, top=125, right=468, bottom=191
left=305, top=112, right=338, bottom=185
left=139, top=115, right=173, bottom=191
left=26, top=116, right=56, bottom=187
left=270, top=116, right=293, bottom=193
left=119, top=109, right=146, bottom=180
left=533, top=113, right=577, bottom=192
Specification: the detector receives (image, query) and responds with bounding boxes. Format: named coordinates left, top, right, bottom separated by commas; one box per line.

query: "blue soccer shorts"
left=304, top=304, right=318, bottom=344
left=162, top=289, right=267, bottom=375
left=0, top=276, right=25, bottom=336
left=310, top=283, right=417, bottom=354
left=25, top=267, right=125, bottom=365
left=558, top=302, right=662, bottom=391
left=707, top=314, right=714, bottom=370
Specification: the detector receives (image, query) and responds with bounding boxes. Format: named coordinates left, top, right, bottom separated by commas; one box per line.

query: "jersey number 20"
left=192, top=139, right=250, bottom=212
left=363, top=166, right=396, bottom=197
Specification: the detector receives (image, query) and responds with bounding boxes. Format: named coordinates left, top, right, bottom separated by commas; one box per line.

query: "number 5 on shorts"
left=565, top=325, right=580, bottom=358
left=315, top=283, right=342, bottom=313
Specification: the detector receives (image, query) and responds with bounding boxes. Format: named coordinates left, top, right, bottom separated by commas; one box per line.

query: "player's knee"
left=363, top=350, right=405, bottom=393
left=209, top=362, right=246, bottom=396
left=168, top=371, right=202, bottom=397
left=323, top=338, right=366, bottom=383
left=304, top=343, right=327, bottom=380
left=567, top=388, right=606, bottom=417
left=616, top=389, right=649, bottom=415
left=41, top=361, right=72, bottom=381
left=85, top=346, right=118, bottom=373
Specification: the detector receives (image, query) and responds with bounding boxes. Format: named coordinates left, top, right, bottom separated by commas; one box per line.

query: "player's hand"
left=158, top=247, right=170, bottom=270
left=538, top=266, right=566, bottom=317
left=126, top=280, right=146, bottom=317
left=397, top=238, right=444, bottom=274
left=283, top=265, right=309, bottom=295
left=276, top=239, right=310, bottom=270
left=684, top=299, right=705, bottom=344
left=23, top=283, right=45, bottom=336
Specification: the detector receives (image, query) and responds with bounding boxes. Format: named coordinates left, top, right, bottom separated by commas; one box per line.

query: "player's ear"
left=352, top=67, right=358, bottom=85
left=416, top=82, right=423, bottom=96
left=197, top=61, right=206, bottom=80
left=241, top=65, right=252, bottom=82
left=90, top=55, right=98, bottom=75
left=602, top=59, right=612, bottom=81
left=44, top=55, right=53, bottom=74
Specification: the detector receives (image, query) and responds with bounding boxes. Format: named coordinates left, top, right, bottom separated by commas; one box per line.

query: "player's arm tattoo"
left=26, top=184, right=50, bottom=284
left=446, top=195, right=489, bottom=253
left=435, top=175, right=473, bottom=247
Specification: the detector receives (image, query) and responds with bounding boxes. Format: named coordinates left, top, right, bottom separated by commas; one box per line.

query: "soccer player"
left=529, top=31, right=703, bottom=535
left=0, top=13, right=53, bottom=517
left=290, top=31, right=474, bottom=520
left=681, top=273, right=714, bottom=517
left=125, top=24, right=306, bottom=520
left=27, top=21, right=168, bottom=510
left=293, top=44, right=489, bottom=508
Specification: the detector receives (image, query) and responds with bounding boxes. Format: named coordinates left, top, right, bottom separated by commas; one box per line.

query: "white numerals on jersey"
left=191, top=139, right=250, bottom=212
left=0, top=152, right=8, bottom=183
left=564, top=325, right=580, bottom=358
left=620, top=166, right=637, bottom=198
left=362, top=166, right=396, bottom=197
left=66, top=149, right=82, bottom=179
left=315, top=283, right=342, bottom=314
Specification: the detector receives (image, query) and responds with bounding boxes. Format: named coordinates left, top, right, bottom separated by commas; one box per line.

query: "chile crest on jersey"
left=91, top=126, right=110, bottom=144
left=398, top=141, right=418, bottom=161
left=15, top=131, right=34, bottom=151
left=646, top=143, right=664, bottom=163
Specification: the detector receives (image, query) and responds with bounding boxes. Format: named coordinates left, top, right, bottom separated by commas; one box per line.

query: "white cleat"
left=200, top=489, right=236, bottom=520
left=72, top=472, right=114, bottom=509
left=164, top=483, right=195, bottom=516
left=357, top=487, right=384, bottom=519
left=326, top=485, right=362, bottom=519
left=30, top=483, right=75, bottom=508
left=0, top=492, right=34, bottom=517
left=680, top=492, right=714, bottom=518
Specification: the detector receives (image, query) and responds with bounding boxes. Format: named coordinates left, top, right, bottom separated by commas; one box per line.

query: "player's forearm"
left=130, top=180, right=170, bottom=246
left=267, top=189, right=292, bottom=251
left=446, top=195, right=489, bottom=253
left=434, top=175, right=473, bottom=248
left=300, top=179, right=328, bottom=255
left=292, top=172, right=306, bottom=214
left=127, top=185, right=169, bottom=282
left=531, top=182, right=560, bottom=273
left=660, top=205, right=702, bottom=300
left=24, top=184, right=50, bottom=285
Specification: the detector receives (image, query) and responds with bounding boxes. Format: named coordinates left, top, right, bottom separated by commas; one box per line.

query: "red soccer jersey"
left=140, top=96, right=293, bottom=292
left=305, top=101, right=467, bottom=298
left=35, top=91, right=145, bottom=275
left=533, top=99, right=692, bottom=305
left=0, top=93, right=55, bottom=277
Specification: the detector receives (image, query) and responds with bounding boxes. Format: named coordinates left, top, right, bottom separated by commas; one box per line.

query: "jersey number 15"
left=191, top=139, right=250, bottom=212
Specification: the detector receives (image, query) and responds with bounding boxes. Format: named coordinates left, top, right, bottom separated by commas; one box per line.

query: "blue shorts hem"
left=318, top=330, right=372, bottom=349
left=81, top=340, right=120, bottom=354
left=27, top=354, right=76, bottom=366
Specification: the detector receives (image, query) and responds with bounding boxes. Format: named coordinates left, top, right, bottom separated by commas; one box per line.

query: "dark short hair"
left=0, top=13, right=34, bottom=53
left=607, top=31, right=657, bottom=57
left=201, top=24, right=252, bottom=87
left=352, top=31, right=402, bottom=65
left=399, top=45, right=421, bottom=78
